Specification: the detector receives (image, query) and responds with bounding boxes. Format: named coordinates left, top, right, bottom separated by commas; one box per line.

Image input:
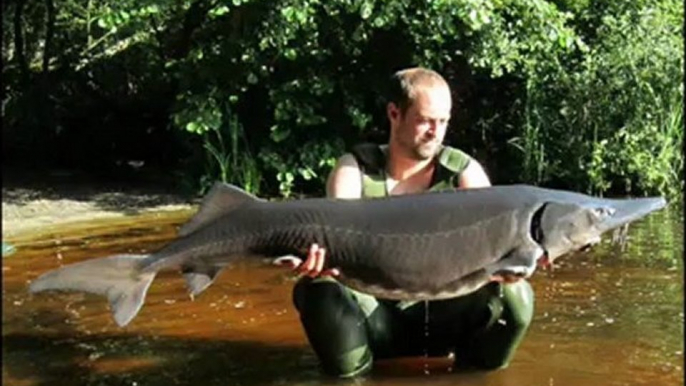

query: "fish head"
left=537, top=196, right=666, bottom=262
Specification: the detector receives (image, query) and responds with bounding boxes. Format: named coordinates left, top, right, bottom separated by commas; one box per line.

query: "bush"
left=3, top=0, right=682, bottom=200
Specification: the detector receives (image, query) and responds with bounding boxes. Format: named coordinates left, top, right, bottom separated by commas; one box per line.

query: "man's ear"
left=387, top=102, right=400, bottom=122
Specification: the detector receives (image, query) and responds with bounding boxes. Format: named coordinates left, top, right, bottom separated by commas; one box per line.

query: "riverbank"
left=2, top=169, right=198, bottom=240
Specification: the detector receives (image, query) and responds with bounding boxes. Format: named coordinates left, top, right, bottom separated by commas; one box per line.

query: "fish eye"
left=593, top=207, right=615, bottom=218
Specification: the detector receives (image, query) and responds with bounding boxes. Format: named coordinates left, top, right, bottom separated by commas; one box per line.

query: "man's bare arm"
left=458, top=159, right=491, bottom=188
left=326, top=153, right=363, bottom=199
left=276, top=154, right=363, bottom=276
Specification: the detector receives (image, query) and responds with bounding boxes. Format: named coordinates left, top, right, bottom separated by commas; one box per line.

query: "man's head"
left=387, top=67, right=452, bottom=161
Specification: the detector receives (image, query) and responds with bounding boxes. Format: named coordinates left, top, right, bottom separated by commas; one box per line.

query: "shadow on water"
left=3, top=327, right=320, bottom=386
left=2, top=204, right=683, bottom=386
left=2, top=326, right=525, bottom=386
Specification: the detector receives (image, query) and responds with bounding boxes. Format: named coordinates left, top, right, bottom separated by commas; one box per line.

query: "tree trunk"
left=39, top=0, right=57, bottom=134
left=42, top=0, right=55, bottom=76
left=166, top=0, right=216, bottom=60
left=13, top=0, right=28, bottom=86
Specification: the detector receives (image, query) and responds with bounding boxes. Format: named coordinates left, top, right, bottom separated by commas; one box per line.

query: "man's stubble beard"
left=399, top=137, right=441, bottom=161
left=394, top=117, right=442, bottom=161
left=414, top=140, right=441, bottom=160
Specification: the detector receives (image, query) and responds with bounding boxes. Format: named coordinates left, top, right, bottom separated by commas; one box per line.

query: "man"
left=289, top=67, right=534, bottom=378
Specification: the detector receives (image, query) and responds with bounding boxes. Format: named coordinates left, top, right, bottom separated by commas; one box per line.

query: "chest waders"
left=292, top=144, right=535, bottom=377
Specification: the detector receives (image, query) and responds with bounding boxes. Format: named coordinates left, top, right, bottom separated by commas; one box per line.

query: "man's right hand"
left=273, top=153, right=357, bottom=278
left=273, top=243, right=340, bottom=278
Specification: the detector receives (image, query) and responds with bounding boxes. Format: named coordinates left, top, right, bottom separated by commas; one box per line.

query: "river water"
left=2, top=207, right=683, bottom=386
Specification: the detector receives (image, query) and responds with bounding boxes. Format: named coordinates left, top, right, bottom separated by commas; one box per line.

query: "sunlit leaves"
left=360, top=0, right=374, bottom=19
left=347, top=104, right=372, bottom=130
left=522, top=0, right=683, bottom=199
left=173, top=93, right=223, bottom=134
left=209, top=6, right=230, bottom=18
left=259, top=139, right=343, bottom=197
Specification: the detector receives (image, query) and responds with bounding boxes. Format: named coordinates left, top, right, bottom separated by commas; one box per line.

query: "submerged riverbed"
left=2, top=207, right=683, bottom=386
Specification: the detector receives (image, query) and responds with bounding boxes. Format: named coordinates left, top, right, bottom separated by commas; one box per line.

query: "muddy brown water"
left=2, top=208, right=683, bottom=386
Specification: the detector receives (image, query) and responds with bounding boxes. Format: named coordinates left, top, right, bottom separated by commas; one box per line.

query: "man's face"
left=388, top=85, right=452, bottom=161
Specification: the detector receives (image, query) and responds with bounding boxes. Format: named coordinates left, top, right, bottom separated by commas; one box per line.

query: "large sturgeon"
left=29, top=183, right=666, bottom=327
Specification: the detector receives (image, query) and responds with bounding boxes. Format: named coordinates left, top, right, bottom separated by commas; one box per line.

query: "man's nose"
left=426, top=120, right=438, bottom=136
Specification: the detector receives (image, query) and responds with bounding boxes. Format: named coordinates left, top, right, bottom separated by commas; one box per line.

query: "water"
left=2, top=208, right=683, bottom=386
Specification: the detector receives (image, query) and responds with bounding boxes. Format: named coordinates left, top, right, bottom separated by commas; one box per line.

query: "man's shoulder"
left=350, top=143, right=387, bottom=173
left=334, top=153, right=361, bottom=169
left=437, top=145, right=472, bottom=173
left=327, top=153, right=363, bottom=199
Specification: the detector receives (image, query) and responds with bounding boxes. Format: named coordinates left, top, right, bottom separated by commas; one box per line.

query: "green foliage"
left=517, top=0, right=683, bottom=200
left=167, top=0, right=587, bottom=196
left=2, top=0, right=682, bottom=200
left=172, top=89, right=261, bottom=194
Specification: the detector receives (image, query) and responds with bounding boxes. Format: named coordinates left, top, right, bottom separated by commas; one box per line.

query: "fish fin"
left=486, top=244, right=544, bottom=279
left=183, top=266, right=222, bottom=296
left=441, top=268, right=492, bottom=298
left=28, top=254, right=155, bottom=327
left=179, top=182, right=263, bottom=237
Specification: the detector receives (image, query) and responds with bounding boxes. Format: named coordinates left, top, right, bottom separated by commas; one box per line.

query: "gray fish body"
left=29, top=183, right=666, bottom=326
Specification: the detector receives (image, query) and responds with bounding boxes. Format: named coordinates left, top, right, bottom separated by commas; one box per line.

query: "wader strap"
left=429, top=146, right=472, bottom=192
left=350, top=143, right=389, bottom=198
left=351, top=143, right=473, bottom=198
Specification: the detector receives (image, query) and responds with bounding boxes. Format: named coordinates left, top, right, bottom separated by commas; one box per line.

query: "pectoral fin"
left=182, top=265, right=223, bottom=297
left=486, top=243, right=545, bottom=280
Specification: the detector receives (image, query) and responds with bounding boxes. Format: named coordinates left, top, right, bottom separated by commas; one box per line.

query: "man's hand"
left=273, top=243, right=340, bottom=278
left=273, top=154, right=356, bottom=279
left=489, top=274, right=523, bottom=284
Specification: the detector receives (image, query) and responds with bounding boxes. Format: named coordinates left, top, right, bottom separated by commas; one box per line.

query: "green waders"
left=293, top=143, right=535, bottom=377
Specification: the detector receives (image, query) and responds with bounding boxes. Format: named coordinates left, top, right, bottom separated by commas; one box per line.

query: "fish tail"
left=28, top=254, right=156, bottom=327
